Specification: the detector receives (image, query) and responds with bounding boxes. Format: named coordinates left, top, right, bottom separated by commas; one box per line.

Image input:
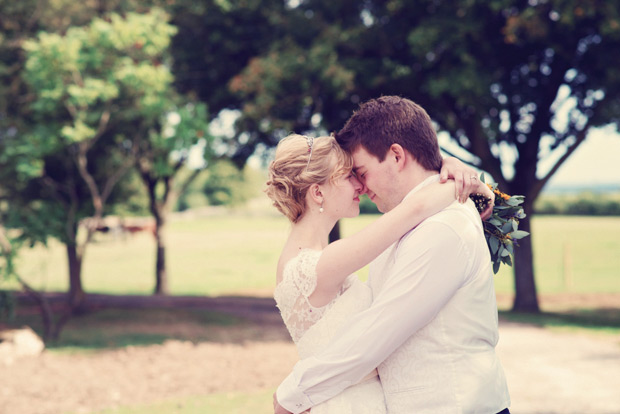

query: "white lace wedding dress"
left=274, top=249, right=387, bottom=414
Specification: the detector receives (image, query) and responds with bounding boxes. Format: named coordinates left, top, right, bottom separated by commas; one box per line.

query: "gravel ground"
left=496, top=321, right=620, bottom=414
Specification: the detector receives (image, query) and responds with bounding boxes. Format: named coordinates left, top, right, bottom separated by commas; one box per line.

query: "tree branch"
left=75, top=143, right=103, bottom=212
left=101, top=135, right=140, bottom=203
left=83, top=110, right=111, bottom=152
left=536, top=121, right=592, bottom=197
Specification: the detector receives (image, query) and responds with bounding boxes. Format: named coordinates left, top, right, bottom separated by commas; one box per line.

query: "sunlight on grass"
left=341, top=215, right=620, bottom=295
left=5, top=214, right=620, bottom=298
left=87, top=388, right=274, bottom=414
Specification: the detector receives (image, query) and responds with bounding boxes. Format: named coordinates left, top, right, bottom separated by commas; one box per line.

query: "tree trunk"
left=153, top=214, right=168, bottom=295
left=511, top=206, right=540, bottom=313
left=66, top=243, right=85, bottom=308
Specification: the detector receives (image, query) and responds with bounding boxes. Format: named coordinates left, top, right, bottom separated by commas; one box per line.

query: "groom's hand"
left=273, top=392, right=293, bottom=414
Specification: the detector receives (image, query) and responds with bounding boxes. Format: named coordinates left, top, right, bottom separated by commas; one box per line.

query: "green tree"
left=228, top=0, right=620, bottom=312
left=134, top=102, right=212, bottom=295
left=163, top=0, right=293, bottom=165
left=201, top=159, right=262, bottom=206
left=12, top=8, right=177, bottom=329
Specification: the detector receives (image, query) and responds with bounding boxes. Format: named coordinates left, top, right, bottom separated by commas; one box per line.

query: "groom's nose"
left=357, top=180, right=368, bottom=195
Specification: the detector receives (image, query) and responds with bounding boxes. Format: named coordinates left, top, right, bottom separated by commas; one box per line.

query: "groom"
left=274, top=96, right=511, bottom=414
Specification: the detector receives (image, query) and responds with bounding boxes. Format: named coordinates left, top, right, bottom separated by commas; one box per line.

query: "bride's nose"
left=352, top=176, right=365, bottom=194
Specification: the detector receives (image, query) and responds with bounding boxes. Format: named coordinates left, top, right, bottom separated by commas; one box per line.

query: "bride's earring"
left=319, top=201, right=324, bottom=213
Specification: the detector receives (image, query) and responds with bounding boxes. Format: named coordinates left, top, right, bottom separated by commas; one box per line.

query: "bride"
left=265, top=134, right=491, bottom=413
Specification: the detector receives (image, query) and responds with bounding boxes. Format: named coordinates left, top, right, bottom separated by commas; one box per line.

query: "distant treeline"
left=534, top=192, right=620, bottom=216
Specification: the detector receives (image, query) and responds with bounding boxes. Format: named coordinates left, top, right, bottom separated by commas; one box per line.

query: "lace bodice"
left=273, top=249, right=386, bottom=413
left=273, top=249, right=354, bottom=343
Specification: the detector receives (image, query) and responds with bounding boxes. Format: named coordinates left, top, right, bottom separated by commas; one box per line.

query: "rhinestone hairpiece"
left=305, top=135, right=314, bottom=171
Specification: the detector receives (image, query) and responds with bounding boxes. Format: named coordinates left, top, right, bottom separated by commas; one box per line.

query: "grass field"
left=7, top=212, right=619, bottom=298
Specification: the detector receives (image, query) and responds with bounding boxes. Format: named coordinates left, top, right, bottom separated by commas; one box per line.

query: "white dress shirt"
left=277, top=175, right=510, bottom=413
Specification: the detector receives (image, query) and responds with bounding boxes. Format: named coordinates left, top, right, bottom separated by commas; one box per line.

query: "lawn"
left=6, top=213, right=620, bottom=298
left=92, top=389, right=274, bottom=414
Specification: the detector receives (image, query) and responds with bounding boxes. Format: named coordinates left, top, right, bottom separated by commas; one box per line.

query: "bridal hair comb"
left=305, top=135, right=314, bottom=171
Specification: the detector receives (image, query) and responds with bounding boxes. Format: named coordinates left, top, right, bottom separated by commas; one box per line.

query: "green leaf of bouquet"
left=493, top=260, right=500, bottom=274
left=501, top=221, right=513, bottom=233
left=511, top=230, right=530, bottom=239
left=501, top=247, right=511, bottom=257
left=505, top=242, right=514, bottom=254
left=489, top=237, right=500, bottom=254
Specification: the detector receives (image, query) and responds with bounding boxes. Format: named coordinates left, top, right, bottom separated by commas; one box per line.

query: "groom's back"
left=372, top=200, right=510, bottom=414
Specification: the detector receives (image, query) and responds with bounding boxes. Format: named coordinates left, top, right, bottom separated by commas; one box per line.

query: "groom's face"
left=351, top=146, right=399, bottom=213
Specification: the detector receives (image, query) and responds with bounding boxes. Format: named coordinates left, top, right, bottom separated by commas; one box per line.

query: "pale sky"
left=437, top=125, right=620, bottom=190
left=544, top=127, right=620, bottom=187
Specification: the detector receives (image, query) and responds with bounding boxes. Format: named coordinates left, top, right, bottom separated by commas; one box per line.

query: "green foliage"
left=107, top=169, right=151, bottom=217
left=175, top=161, right=264, bottom=210
left=202, top=161, right=262, bottom=207
left=358, top=194, right=380, bottom=214
left=23, top=7, right=177, bottom=139
left=144, top=102, right=211, bottom=179
left=535, top=192, right=620, bottom=216
left=168, top=0, right=286, bottom=117
left=9, top=7, right=180, bottom=243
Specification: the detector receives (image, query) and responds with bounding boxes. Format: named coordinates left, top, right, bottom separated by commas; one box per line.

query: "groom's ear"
left=389, top=144, right=407, bottom=171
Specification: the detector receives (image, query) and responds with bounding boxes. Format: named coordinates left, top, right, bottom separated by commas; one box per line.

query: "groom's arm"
left=276, top=216, right=471, bottom=413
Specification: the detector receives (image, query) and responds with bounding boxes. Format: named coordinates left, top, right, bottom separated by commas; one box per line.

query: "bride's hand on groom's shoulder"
left=440, top=156, right=480, bottom=203
left=439, top=156, right=495, bottom=220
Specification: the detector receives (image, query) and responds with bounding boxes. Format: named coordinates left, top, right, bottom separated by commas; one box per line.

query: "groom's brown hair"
left=334, top=96, right=443, bottom=172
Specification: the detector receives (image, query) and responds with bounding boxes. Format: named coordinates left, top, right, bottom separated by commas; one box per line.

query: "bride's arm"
left=314, top=180, right=456, bottom=296
left=315, top=177, right=490, bottom=296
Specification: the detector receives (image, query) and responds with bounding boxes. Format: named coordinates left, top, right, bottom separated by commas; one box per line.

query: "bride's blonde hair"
left=265, top=134, right=353, bottom=223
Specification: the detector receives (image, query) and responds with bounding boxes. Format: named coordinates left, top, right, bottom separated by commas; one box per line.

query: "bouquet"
left=470, top=176, right=529, bottom=274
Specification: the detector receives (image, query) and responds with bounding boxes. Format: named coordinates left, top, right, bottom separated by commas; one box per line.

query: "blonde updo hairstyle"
left=265, top=134, right=353, bottom=223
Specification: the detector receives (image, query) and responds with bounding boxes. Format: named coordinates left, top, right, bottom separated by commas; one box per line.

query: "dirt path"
left=496, top=322, right=620, bottom=414
left=1, top=294, right=619, bottom=414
